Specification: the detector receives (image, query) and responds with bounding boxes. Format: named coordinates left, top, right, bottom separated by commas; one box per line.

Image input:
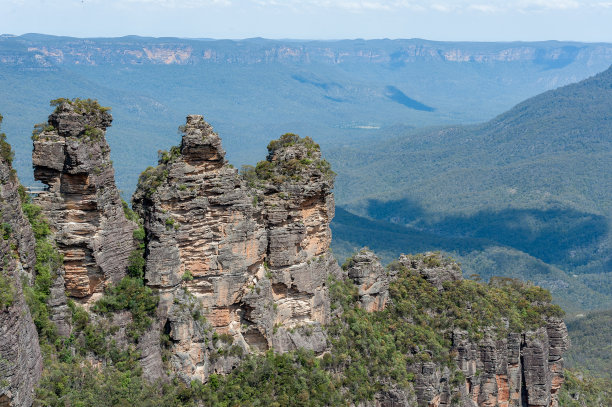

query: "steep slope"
left=330, top=65, right=612, bottom=311
left=565, top=310, right=612, bottom=378
left=0, top=115, right=42, bottom=407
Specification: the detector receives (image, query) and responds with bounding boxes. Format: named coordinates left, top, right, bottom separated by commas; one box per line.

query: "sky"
left=1, top=0, right=612, bottom=41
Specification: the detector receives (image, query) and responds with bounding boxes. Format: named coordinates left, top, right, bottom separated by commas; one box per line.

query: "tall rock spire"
left=132, top=116, right=340, bottom=380
left=32, top=98, right=136, bottom=301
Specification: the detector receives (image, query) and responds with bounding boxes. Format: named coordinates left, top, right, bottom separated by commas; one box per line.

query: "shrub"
left=182, top=270, right=194, bottom=282
left=158, top=145, right=181, bottom=165
left=50, top=98, right=111, bottom=114
left=127, top=249, right=146, bottom=279
left=0, top=115, right=14, bottom=165
left=92, top=277, right=159, bottom=340
left=1, top=223, right=11, bottom=240
left=0, top=272, right=15, bottom=309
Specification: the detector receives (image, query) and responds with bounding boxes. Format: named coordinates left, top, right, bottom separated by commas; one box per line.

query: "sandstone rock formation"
left=344, top=251, right=570, bottom=407
left=32, top=99, right=137, bottom=302
left=0, top=122, right=42, bottom=407
left=397, top=252, right=463, bottom=291
left=132, top=116, right=340, bottom=380
left=343, top=248, right=390, bottom=312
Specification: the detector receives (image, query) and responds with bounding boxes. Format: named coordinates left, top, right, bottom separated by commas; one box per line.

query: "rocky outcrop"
left=398, top=252, right=463, bottom=291
left=343, top=252, right=570, bottom=407
left=343, top=249, right=390, bottom=312
left=0, top=121, right=42, bottom=407
left=132, top=116, right=340, bottom=380
left=32, top=99, right=136, bottom=302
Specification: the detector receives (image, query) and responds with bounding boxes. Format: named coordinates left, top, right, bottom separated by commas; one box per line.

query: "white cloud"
left=248, top=0, right=612, bottom=13
left=11, top=0, right=611, bottom=12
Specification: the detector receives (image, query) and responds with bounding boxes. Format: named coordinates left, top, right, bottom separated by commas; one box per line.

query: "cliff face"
left=132, top=116, right=340, bottom=380
left=345, top=251, right=570, bottom=407
left=0, top=120, right=42, bottom=407
left=32, top=100, right=136, bottom=303
left=5, top=36, right=612, bottom=67
left=0, top=103, right=571, bottom=406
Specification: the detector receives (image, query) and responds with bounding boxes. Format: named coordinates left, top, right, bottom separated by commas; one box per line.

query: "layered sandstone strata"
left=32, top=99, right=136, bottom=301
left=132, top=116, right=340, bottom=380
left=344, top=251, right=570, bottom=407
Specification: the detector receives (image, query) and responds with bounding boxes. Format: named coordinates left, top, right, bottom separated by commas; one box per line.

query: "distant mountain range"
left=330, top=65, right=612, bottom=315
left=1, top=34, right=612, bottom=198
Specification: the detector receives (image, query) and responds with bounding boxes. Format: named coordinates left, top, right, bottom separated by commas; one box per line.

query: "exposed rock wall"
left=0, top=130, right=42, bottom=407
left=32, top=100, right=136, bottom=303
left=343, top=248, right=390, bottom=312
left=133, top=116, right=340, bottom=380
left=344, top=251, right=570, bottom=407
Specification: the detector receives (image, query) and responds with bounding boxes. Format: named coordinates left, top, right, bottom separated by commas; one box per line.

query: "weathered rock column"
left=32, top=99, right=136, bottom=302
left=133, top=118, right=341, bottom=381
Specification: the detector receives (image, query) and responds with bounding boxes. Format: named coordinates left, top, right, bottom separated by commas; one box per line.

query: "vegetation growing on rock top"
left=324, top=254, right=564, bottom=401
left=241, top=132, right=335, bottom=187
left=50, top=97, right=111, bottom=115
left=266, top=133, right=320, bottom=157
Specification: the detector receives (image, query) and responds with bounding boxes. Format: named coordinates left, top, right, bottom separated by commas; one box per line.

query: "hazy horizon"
left=3, top=0, right=612, bottom=42
left=5, top=33, right=612, bottom=44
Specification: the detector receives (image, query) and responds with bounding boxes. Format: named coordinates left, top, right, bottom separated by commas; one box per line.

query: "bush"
left=50, top=97, right=111, bottom=114
left=182, top=270, right=194, bottom=281
left=92, top=277, right=159, bottom=340
left=0, top=115, right=14, bottom=165
left=0, top=272, right=15, bottom=309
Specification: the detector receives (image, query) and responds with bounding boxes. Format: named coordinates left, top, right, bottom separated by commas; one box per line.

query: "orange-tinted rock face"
left=345, top=252, right=570, bottom=407
left=132, top=117, right=340, bottom=380
left=32, top=100, right=136, bottom=302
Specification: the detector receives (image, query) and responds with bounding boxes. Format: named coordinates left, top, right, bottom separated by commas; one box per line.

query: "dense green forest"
left=330, top=65, right=612, bottom=314
left=565, top=310, right=612, bottom=378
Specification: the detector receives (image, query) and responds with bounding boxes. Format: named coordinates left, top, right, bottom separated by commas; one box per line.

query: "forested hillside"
left=330, top=65, right=612, bottom=313
left=566, top=310, right=612, bottom=378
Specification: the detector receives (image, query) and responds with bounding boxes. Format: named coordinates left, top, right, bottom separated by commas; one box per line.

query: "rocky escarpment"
left=132, top=116, right=340, bottom=380
left=32, top=99, right=137, bottom=303
left=344, top=251, right=570, bottom=407
left=342, top=248, right=391, bottom=312
left=0, top=117, right=42, bottom=407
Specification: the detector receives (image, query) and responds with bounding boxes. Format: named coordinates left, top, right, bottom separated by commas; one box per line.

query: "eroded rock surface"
left=0, top=129, right=42, bottom=407
left=398, top=252, right=463, bottom=290
left=343, top=249, right=390, bottom=312
left=344, top=251, right=570, bottom=407
left=32, top=99, right=136, bottom=302
left=133, top=116, right=340, bottom=380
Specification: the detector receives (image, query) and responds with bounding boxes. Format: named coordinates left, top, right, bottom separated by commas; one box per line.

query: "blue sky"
left=2, top=0, right=612, bottom=41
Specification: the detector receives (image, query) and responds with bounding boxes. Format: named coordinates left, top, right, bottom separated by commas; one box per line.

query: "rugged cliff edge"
left=0, top=115, right=42, bottom=407
left=342, top=250, right=569, bottom=407
left=31, top=99, right=136, bottom=303
left=132, top=116, right=340, bottom=381
left=0, top=104, right=573, bottom=406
